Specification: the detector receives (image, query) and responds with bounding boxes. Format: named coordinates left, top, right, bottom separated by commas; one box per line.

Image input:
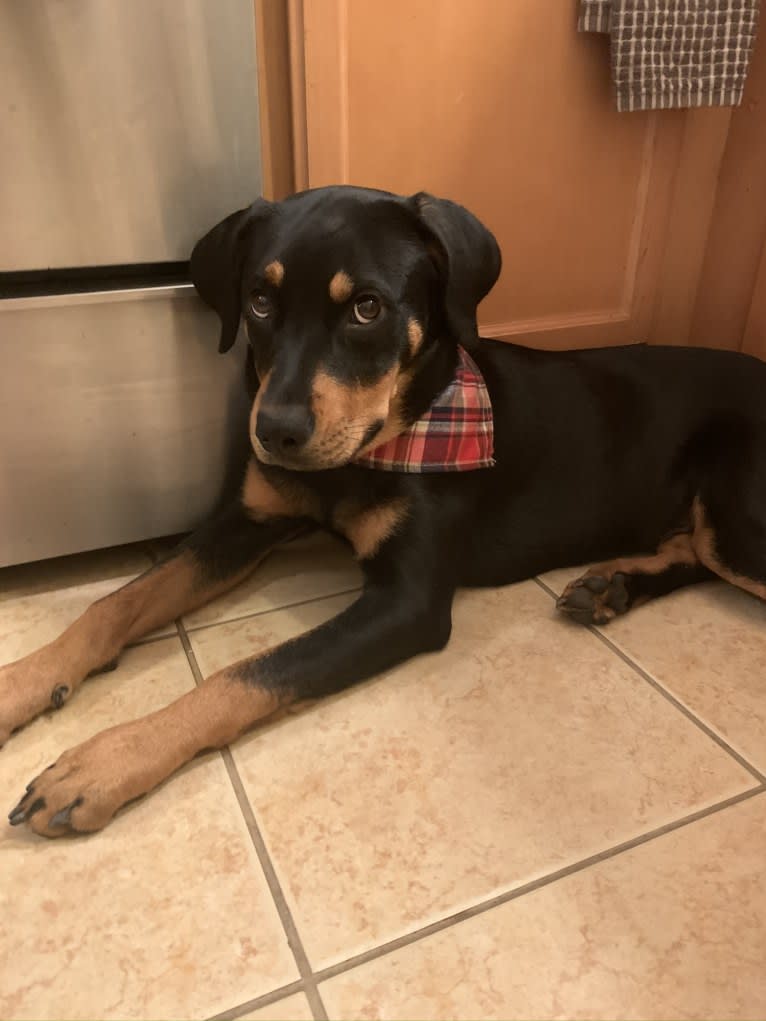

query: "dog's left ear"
left=411, top=193, right=501, bottom=349
left=190, top=198, right=273, bottom=353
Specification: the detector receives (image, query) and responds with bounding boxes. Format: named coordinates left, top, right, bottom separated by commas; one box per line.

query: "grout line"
left=182, top=585, right=362, bottom=636
left=177, top=574, right=765, bottom=1012
left=176, top=619, right=328, bottom=1021
left=206, top=980, right=306, bottom=1021
left=216, top=747, right=329, bottom=1021
left=129, top=629, right=179, bottom=648
left=533, top=577, right=766, bottom=784
left=590, top=627, right=766, bottom=783
left=312, top=784, right=766, bottom=986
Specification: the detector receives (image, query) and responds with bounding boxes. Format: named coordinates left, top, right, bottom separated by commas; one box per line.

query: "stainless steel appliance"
left=0, top=0, right=263, bottom=566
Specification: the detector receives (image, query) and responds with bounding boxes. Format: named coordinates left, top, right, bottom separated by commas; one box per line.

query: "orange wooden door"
left=667, top=29, right=766, bottom=360
left=294, top=0, right=731, bottom=350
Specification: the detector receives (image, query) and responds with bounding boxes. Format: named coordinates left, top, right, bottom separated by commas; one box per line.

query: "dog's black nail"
left=50, top=685, right=70, bottom=709
left=8, top=792, right=30, bottom=823
left=584, top=576, right=609, bottom=594
left=25, top=796, right=46, bottom=820
left=9, top=795, right=46, bottom=825
left=25, top=781, right=35, bottom=793
left=49, top=797, right=82, bottom=830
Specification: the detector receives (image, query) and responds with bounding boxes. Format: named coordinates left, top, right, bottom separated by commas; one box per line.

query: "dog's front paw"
left=8, top=721, right=160, bottom=837
left=556, top=572, right=630, bottom=626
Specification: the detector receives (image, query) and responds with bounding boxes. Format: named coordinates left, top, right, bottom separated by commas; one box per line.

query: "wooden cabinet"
left=259, top=0, right=766, bottom=355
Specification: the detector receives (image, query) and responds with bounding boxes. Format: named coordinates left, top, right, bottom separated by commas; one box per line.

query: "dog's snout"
left=255, top=405, right=313, bottom=455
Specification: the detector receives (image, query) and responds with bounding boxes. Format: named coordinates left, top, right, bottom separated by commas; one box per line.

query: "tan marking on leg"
left=334, top=497, right=409, bottom=559
left=21, top=670, right=285, bottom=836
left=264, top=260, right=284, bottom=286
left=407, top=317, right=424, bottom=357
left=329, top=270, right=354, bottom=303
left=0, top=553, right=259, bottom=744
left=241, top=458, right=320, bottom=523
left=583, top=532, right=699, bottom=581
left=691, top=497, right=766, bottom=599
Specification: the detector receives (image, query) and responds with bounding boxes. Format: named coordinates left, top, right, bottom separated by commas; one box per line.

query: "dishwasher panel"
left=0, top=291, right=250, bottom=567
left=0, top=0, right=262, bottom=270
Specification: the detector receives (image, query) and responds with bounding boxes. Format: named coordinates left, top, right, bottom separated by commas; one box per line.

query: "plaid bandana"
left=354, top=346, right=495, bottom=473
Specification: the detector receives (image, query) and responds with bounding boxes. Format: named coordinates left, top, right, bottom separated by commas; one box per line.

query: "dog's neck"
left=398, top=338, right=460, bottom=427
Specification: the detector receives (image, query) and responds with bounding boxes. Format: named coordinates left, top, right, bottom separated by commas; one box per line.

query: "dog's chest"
left=242, top=458, right=408, bottom=560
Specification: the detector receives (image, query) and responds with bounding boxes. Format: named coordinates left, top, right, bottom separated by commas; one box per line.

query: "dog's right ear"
left=190, top=199, right=273, bottom=353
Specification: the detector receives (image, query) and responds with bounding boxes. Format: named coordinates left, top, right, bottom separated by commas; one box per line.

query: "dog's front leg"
left=0, top=504, right=303, bottom=745
left=9, top=580, right=453, bottom=836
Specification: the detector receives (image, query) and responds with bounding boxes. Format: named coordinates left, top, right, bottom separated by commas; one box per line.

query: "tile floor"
left=1, top=534, right=765, bottom=1020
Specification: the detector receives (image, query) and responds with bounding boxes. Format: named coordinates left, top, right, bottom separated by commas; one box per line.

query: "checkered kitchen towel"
left=579, top=0, right=760, bottom=111
left=354, top=346, right=495, bottom=473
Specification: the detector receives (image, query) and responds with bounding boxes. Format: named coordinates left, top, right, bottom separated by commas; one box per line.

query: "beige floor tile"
left=596, top=583, right=766, bottom=774
left=182, top=532, right=361, bottom=632
left=0, top=544, right=173, bottom=661
left=0, top=637, right=297, bottom=1020
left=538, top=569, right=766, bottom=774
left=239, top=992, right=314, bottom=1020
left=320, top=792, right=766, bottom=1021
left=190, top=582, right=753, bottom=969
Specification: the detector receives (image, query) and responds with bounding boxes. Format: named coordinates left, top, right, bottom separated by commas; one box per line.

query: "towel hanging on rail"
left=578, top=0, right=760, bottom=112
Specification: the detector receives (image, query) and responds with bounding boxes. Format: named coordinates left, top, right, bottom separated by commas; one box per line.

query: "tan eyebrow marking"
left=264, top=260, right=284, bottom=286
left=329, top=270, right=354, bottom=303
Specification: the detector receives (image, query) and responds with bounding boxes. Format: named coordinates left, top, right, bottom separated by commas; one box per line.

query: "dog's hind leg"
left=691, top=496, right=766, bottom=601
left=677, top=423, right=766, bottom=603
left=556, top=531, right=714, bottom=626
left=0, top=503, right=303, bottom=745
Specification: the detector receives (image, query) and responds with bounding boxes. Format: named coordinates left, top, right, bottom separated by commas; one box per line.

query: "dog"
left=4, top=184, right=766, bottom=837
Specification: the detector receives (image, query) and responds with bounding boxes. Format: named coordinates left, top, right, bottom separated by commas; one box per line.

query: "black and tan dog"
left=5, top=185, right=766, bottom=836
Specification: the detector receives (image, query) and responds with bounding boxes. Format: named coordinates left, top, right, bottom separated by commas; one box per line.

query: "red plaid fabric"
left=354, top=346, right=495, bottom=473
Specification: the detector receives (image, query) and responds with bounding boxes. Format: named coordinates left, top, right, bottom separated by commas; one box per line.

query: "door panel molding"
left=303, top=0, right=348, bottom=187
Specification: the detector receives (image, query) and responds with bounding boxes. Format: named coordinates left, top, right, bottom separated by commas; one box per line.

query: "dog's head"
left=190, top=185, right=500, bottom=471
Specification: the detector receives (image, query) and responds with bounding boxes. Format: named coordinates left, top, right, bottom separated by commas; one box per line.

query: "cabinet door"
left=297, top=0, right=722, bottom=350
left=672, top=29, right=766, bottom=358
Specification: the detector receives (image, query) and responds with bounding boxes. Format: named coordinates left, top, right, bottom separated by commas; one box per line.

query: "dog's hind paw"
left=556, top=572, right=630, bottom=626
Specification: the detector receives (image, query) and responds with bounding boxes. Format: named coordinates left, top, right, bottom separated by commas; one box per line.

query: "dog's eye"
left=351, top=295, right=381, bottom=324
left=249, top=293, right=273, bottom=319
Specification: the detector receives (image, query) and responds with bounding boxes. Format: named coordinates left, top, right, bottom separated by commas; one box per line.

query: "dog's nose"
left=255, top=406, right=313, bottom=455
